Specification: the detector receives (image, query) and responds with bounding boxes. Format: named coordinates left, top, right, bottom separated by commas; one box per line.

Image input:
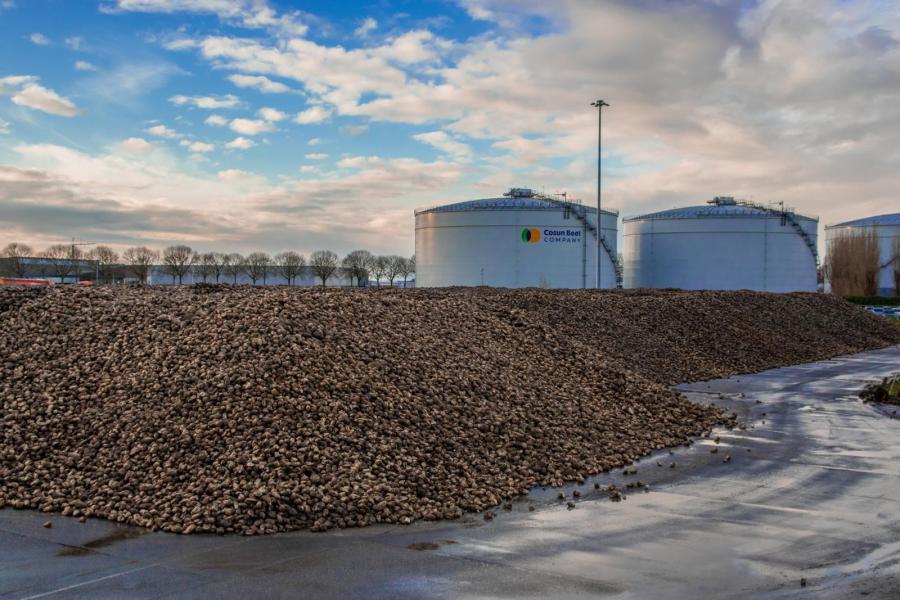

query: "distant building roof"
left=826, top=213, right=900, bottom=229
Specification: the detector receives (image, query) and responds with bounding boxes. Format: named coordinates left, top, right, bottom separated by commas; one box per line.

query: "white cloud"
left=75, top=61, right=98, bottom=72
left=146, top=124, right=179, bottom=138
left=169, top=94, right=240, bottom=109
left=228, top=118, right=273, bottom=135
left=205, top=114, right=228, bottom=126
left=188, top=141, right=215, bottom=153
left=0, top=143, right=275, bottom=247
left=65, top=36, right=84, bottom=50
left=1, top=140, right=461, bottom=255
left=340, top=124, right=368, bottom=136
left=257, top=107, right=287, bottom=122
left=0, top=75, right=37, bottom=93
left=217, top=168, right=253, bottom=180
left=29, top=33, right=49, bottom=45
left=299, top=165, right=320, bottom=174
left=1, top=1, right=17, bottom=9
left=225, top=136, right=256, bottom=149
left=227, top=74, right=291, bottom=93
left=413, top=130, right=471, bottom=161
left=77, top=61, right=183, bottom=105
left=307, top=137, right=321, bottom=146
left=294, top=106, right=332, bottom=124
left=305, top=152, right=328, bottom=160
left=0, top=76, right=80, bottom=117
left=103, top=0, right=307, bottom=36
left=0, top=119, right=9, bottom=134
left=118, top=137, right=153, bottom=152
left=374, top=30, right=443, bottom=65
left=354, top=17, right=377, bottom=38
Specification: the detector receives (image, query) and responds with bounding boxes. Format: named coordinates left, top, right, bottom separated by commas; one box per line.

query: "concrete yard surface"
left=2, top=345, right=899, bottom=599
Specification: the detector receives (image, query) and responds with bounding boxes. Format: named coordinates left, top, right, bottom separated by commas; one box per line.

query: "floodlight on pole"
left=591, top=99, right=609, bottom=289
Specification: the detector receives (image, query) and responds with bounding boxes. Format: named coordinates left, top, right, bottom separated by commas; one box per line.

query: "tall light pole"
left=591, top=99, right=609, bottom=289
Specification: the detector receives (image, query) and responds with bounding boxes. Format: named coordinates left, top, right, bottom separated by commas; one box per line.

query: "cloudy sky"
left=0, top=0, right=897, bottom=256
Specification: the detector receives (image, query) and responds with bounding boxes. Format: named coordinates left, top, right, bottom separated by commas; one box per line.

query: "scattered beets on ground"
left=860, top=373, right=900, bottom=405
left=1, top=286, right=897, bottom=535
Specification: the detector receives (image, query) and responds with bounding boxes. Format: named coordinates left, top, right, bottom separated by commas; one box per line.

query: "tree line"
left=825, top=230, right=899, bottom=296
left=0, top=243, right=416, bottom=287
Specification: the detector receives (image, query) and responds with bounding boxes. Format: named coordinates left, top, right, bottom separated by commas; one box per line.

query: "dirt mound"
left=0, top=287, right=896, bottom=534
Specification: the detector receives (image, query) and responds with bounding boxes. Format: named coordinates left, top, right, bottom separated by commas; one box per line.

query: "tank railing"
left=535, top=193, right=623, bottom=288
left=731, top=199, right=820, bottom=268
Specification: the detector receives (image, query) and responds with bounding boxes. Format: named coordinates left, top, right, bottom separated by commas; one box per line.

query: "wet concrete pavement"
left=2, top=345, right=899, bottom=599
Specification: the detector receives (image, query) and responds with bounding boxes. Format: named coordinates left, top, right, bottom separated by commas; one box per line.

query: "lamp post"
left=591, top=99, right=609, bottom=289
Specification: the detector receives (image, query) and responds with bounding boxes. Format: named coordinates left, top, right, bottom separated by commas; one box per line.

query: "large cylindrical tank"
left=825, top=213, right=900, bottom=296
left=623, top=196, right=819, bottom=292
left=415, top=188, right=619, bottom=288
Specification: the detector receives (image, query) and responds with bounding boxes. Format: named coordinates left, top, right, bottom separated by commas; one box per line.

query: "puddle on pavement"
left=407, top=540, right=457, bottom=551
left=56, top=526, right=149, bottom=556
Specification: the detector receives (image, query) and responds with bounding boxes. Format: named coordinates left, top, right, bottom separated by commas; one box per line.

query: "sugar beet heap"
left=0, top=286, right=897, bottom=534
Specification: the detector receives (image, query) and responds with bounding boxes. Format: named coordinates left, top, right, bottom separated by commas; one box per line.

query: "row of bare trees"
left=824, top=229, right=899, bottom=296
left=341, top=251, right=415, bottom=287
left=1, top=242, right=416, bottom=287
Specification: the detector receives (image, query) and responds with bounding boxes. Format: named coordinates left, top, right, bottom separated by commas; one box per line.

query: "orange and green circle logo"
left=521, top=227, right=541, bottom=244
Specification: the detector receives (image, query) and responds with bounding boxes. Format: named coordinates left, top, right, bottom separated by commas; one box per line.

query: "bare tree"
left=211, top=252, right=229, bottom=283
left=1, top=242, right=34, bottom=278
left=309, top=250, right=338, bottom=286
left=192, top=252, right=217, bottom=283
left=162, top=245, right=194, bottom=285
left=385, top=255, right=406, bottom=287
left=87, top=245, right=119, bottom=284
left=42, top=244, right=83, bottom=283
left=826, top=229, right=880, bottom=296
left=397, top=255, right=413, bottom=287
left=342, top=250, right=372, bottom=287
left=407, top=254, right=415, bottom=286
left=274, top=251, right=305, bottom=285
left=123, top=246, right=159, bottom=284
left=223, top=253, right=244, bottom=284
left=368, top=255, right=389, bottom=287
left=245, top=252, right=272, bottom=284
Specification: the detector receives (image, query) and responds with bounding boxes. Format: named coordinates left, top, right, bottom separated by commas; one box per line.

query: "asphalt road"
left=2, top=345, right=899, bottom=599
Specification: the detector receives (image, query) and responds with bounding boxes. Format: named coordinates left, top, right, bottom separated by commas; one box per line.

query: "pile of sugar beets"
left=1, top=286, right=898, bottom=534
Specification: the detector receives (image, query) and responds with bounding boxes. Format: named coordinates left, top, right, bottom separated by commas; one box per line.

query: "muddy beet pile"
left=0, top=286, right=897, bottom=534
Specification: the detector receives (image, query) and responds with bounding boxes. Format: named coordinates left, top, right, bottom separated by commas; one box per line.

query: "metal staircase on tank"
left=710, top=197, right=820, bottom=269
left=506, top=188, right=623, bottom=287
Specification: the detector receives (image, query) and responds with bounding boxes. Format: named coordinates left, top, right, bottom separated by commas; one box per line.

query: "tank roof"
left=826, top=213, right=900, bottom=228
left=415, top=193, right=619, bottom=217
left=624, top=197, right=817, bottom=222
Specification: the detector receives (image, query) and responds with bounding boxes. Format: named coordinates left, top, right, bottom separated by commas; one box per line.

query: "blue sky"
left=1, top=0, right=898, bottom=256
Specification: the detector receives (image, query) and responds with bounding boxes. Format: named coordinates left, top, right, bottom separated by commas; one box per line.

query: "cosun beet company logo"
left=521, top=227, right=582, bottom=244
left=521, top=227, right=541, bottom=244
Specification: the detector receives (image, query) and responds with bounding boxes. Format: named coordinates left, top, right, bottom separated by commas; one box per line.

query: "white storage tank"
left=623, top=196, right=818, bottom=292
left=415, top=188, right=619, bottom=288
left=825, top=213, right=900, bottom=296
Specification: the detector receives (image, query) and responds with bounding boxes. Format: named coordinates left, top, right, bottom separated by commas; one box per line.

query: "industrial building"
left=0, top=256, right=99, bottom=284
left=825, top=213, right=900, bottom=296
left=414, top=188, right=619, bottom=288
left=623, top=196, right=819, bottom=292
